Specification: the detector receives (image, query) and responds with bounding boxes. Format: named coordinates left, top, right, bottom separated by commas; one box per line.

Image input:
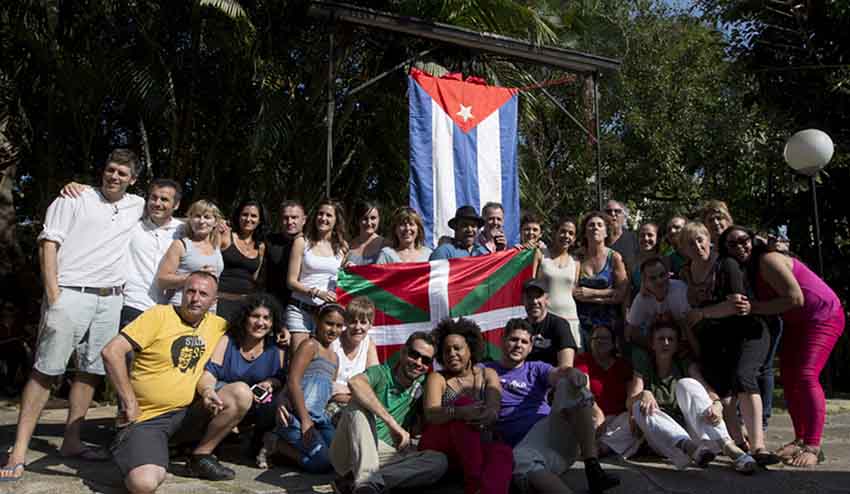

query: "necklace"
left=240, top=342, right=263, bottom=361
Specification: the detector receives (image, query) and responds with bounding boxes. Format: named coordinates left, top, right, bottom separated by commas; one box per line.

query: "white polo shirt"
left=123, top=217, right=184, bottom=311
left=38, top=187, right=144, bottom=287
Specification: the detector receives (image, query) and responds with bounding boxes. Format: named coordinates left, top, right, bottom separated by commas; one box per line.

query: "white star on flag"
left=456, top=104, right=474, bottom=122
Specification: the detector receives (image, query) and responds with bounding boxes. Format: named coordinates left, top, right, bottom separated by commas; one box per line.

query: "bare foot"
left=0, top=461, right=25, bottom=481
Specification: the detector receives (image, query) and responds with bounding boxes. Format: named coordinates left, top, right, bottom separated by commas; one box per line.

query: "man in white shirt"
left=120, top=179, right=183, bottom=327
left=625, top=257, right=690, bottom=350
left=0, top=149, right=145, bottom=481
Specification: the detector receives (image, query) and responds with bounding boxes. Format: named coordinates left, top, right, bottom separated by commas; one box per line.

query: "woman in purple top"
left=728, top=226, right=845, bottom=467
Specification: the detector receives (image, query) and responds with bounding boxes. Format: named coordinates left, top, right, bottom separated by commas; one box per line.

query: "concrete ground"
left=2, top=400, right=850, bottom=494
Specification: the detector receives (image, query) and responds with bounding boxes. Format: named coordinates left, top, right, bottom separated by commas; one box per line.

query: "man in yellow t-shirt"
left=102, top=271, right=252, bottom=492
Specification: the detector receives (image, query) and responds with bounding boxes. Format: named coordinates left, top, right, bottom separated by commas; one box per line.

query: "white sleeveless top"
left=168, top=238, right=224, bottom=307
left=292, top=243, right=343, bottom=305
left=331, top=334, right=371, bottom=386
left=538, top=252, right=581, bottom=345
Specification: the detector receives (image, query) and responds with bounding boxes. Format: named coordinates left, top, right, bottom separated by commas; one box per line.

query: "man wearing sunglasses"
left=625, top=257, right=690, bottom=351
left=605, top=199, right=640, bottom=272
left=329, top=332, right=448, bottom=494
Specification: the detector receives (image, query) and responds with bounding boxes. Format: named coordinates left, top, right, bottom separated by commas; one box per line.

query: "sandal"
left=786, top=445, right=824, bottom=468
left=775, top=439, right=803, bottom=460
left=752, top=448, right=782, bottom=467
left=0, top=463, right=25, bottom=482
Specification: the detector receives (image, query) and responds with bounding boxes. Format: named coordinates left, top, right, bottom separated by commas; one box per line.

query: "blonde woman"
left=156, top=200, right=225, bottom=308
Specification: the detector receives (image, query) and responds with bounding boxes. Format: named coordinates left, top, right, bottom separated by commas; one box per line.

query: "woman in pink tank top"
left=725, top=226, right=844, bottom=467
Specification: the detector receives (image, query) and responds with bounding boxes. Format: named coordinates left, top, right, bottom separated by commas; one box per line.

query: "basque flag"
left=337, top=249, right=534, bottom=362
left=408, top=68, right=520, bottom=248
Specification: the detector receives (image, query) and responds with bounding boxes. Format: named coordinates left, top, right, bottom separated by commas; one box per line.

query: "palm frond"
left=199, top=0, right=249, bottom=22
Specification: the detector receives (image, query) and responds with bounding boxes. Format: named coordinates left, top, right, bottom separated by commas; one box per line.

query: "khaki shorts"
left=34, top=288, right=123, bottom=376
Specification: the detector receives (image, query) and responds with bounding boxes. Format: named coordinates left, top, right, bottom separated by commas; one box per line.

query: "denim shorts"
left=34, top=288, right=123, bottom=376
left=285, top=304, right=316, bottom=334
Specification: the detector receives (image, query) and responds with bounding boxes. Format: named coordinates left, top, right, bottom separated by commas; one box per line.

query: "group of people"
left=0, top=148, right=845, bottom=494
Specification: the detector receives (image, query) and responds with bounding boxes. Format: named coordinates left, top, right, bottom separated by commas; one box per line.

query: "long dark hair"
left=227, top=293, right=283, bottom=347
left=351, top=200, right=381, bottom=238
left=230, top=199, right=269, bottom=244
left=718, top=225, right=777, bottom=292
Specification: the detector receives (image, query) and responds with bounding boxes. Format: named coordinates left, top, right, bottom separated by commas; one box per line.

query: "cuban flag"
left=408, top=68, right=520, bottom=248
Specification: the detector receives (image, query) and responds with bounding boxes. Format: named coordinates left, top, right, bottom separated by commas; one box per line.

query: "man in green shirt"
left=329, top=332, right=447, bottom=494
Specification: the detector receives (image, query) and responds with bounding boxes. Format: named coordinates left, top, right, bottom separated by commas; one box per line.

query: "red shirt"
left=574, top=353, right=632, bottom=416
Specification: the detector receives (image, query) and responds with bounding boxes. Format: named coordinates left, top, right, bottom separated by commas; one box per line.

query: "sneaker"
left=333, top=472, right=354, bottom=494
left=691, top=445, right=716, bottom=468
left=733, top=453, right=757, bottom=475
left=188, top=454, right=235, bottom=481
left=585, top=458, right=620, bottom=494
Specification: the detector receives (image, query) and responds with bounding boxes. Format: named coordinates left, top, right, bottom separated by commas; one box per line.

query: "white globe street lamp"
left=783, top=129, right=834, bottom=275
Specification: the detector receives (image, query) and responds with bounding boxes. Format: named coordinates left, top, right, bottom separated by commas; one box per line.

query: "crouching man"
left=329, top=332, right=448, bottom=494
left=484, top=319, right=620, bottom=494
left=102, top=271, right=251, bottom=493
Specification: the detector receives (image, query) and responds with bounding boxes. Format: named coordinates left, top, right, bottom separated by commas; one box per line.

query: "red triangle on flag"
left=411, top=68, right=518, bottom=133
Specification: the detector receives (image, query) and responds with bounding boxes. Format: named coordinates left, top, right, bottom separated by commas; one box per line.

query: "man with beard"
left=329, top=332, right=448, bottom=494
left=102, top=272, right=250, bottom=492
left=485, top=319, right=620, bottom=494
left=429, top=206, right=489, bottom=260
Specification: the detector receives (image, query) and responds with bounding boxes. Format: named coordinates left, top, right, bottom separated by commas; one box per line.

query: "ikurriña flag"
left=408, top=68, right=520, bottom=248
left=336, top=249, right=534, bottom=362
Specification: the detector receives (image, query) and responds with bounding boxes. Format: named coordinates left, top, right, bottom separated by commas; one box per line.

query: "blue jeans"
left=275, top=370, right=335, bottom=473
left=758, top=317, right=783, bottom=429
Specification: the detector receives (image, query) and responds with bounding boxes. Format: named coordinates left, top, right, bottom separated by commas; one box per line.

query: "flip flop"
left=61, top=445, right=111, bottom=462
left=0, top=463, right=24, bottom=482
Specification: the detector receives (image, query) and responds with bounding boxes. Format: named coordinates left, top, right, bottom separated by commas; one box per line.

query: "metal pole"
left=810, top=175, right=824, bottom=276
left=326, top=29, right=335, bottom=199
left=593, top=72, right=603, bottom=210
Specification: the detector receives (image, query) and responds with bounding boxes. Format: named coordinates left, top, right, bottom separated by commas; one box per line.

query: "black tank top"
left=219, top=234, right=261, bottom=294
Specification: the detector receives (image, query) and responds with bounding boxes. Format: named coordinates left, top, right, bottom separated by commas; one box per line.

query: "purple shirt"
left=483, top=360, right=552, bottom=446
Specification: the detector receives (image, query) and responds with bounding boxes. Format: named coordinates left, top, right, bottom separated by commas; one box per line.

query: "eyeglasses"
left=406, top=347, right=433, bottom=366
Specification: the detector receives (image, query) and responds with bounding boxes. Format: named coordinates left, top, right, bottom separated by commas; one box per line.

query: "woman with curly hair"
left=419, top=318, right=512, bottom=494
left=286, top=199, right=348, bottom=351
left=196, top=293, right=286, bottom=467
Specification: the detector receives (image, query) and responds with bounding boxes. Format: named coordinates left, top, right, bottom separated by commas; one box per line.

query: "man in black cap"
left=523, top=278, right=579, bottom=369
left=429, top=205, right=490, bottom=260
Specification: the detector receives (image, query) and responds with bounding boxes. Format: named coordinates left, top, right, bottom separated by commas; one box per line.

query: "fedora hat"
left=448, top=205, right=485, bottom=229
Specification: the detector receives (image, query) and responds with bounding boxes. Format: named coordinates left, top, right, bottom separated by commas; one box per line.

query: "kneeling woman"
left=270, top=304, right=342, bottom=473
left=627, top=324, right=757, bottom=473
left=420, top=318, right=512, bottom=494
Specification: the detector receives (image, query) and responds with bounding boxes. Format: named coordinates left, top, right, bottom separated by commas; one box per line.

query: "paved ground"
left=2, top=400, right=850, bottom=494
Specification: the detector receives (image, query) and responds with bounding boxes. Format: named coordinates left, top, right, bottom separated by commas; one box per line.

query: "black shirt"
left=526, top=312, right=578, bottom=367
left=610, top=229, right=640, bottom=271
left=263, top=233, right=294, bottom=307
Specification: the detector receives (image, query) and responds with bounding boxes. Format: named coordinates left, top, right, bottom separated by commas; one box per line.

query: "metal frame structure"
left=309, top=1, right=621, bottom=208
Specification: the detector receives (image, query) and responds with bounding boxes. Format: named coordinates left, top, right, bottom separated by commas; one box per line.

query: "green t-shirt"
left=632, top=348, right=690, bottom=423
left=364, top=363, right=425, bottom=444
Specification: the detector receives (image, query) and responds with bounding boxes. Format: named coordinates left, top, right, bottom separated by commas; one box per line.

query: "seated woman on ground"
left=326, top=296, right=379, bottom=422
left=627, top=323, right=757, bottom=474
left=419, top=317, right=512, bottom=494
left=266, top=303, right=342, bottom=474
left=573, top=325, right=636, bottom=458
left=197, top=293, right=285, bottom=467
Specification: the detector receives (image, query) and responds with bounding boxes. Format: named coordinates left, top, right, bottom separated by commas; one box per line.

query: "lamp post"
left=783, top=129, right=834, bottom=275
